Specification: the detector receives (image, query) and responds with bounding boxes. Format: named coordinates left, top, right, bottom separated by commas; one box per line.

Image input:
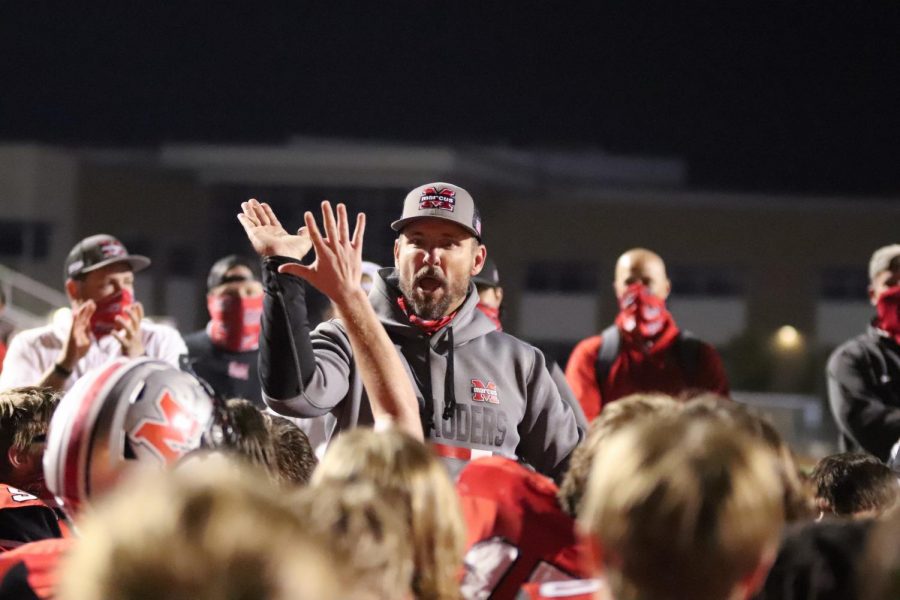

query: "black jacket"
left=827, top=325, right=900, bottom=461
left=182, top=331, right=262, bottom=406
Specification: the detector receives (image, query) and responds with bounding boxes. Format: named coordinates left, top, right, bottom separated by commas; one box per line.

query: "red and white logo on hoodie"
left=471, top=380, right=499, bottom=404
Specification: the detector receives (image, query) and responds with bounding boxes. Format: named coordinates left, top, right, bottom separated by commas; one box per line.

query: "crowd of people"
left=0, top=181, right=896, bottom=599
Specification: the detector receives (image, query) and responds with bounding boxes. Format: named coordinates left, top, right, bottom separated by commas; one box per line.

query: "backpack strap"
left=594, top=325, right=621, bottom=389
left=674, top=330, right=703, bottom=385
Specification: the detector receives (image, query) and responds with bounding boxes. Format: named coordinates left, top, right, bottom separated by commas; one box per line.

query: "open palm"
left=238, top=199, right=313, bottom=260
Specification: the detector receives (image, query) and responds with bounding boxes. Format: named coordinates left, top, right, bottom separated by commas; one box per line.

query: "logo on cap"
left=100, top=240, right=127, bottom=259
left=419, top=186, right=456, bottom=212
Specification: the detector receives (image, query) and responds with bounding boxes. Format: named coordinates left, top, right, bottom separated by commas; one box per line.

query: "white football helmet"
left=44, top=358, right=222, bottom=514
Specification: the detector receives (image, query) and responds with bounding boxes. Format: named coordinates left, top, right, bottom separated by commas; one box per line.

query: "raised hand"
left=112, top=302, right=145, bottom=357
left=237, top=199, right=313, bottom=260
left=277, top=201, right=366, bottom=309
left=58, top=300, right=96, bottom=370
left=277, top=201, right=421, bottom=439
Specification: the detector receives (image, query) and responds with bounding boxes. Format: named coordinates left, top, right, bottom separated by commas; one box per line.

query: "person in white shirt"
left=0, top=234, right=186, bottom=392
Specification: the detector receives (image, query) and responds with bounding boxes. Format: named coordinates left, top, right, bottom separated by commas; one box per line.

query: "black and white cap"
left=64, top=234, right=150, bottom=281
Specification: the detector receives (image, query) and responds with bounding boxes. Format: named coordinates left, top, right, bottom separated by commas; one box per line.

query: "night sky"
left=3, top=2, right=900, bottom=195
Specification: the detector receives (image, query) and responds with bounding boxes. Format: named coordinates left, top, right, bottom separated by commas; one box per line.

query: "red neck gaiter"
left=477, top=303, right=503, bottom=331
left=397, top=297, right=457, bottom=336
left=876, top=286, right=900, bottom=345
left=615, top=283, right=679, bottom=355
left=90, top=289, right=134, bottom=338
left=207, top=292, right=264, bottom=352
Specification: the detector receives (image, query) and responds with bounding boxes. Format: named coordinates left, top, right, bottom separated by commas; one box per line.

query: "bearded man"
left=238, top=183, right=581, bottom=481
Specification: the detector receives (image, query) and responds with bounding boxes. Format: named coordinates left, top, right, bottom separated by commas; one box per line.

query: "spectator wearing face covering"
left=182, top=256, right=264, bottom=406
left=827, top=244, right=900, bottom=462
left=565, top=248, right=730, bottom=421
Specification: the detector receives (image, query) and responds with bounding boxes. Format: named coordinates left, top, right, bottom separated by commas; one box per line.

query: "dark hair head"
left=812, top=452, right=899, bottom=517
left=267, top=416, right=317, bottom=486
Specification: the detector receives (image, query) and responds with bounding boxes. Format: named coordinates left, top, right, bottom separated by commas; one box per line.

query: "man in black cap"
left=0, top=234, right=186, bottom=392
left=239, top=183, right=582, bottom=481
left=182, top=255, right=264, bottom=405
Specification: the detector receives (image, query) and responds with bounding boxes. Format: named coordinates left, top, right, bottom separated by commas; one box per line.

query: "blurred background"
left=2, top=2, right=899, bottom=458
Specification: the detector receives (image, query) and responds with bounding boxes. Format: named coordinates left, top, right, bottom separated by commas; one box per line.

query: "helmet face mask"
left=44, top=358, right=216, bottom=515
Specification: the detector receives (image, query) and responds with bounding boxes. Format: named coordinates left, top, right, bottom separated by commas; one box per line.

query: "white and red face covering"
left=90, top=289, right=134, bottom=338
left=207, top=292, right=264, bottom=352
left=615, top=283, right=679, bottom=353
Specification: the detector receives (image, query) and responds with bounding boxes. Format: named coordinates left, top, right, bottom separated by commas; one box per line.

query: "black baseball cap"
left=64, top=234, right=151, bottom=281
left=206, top=255, right=258, bottom=291
left=472, top=257, right=500, bottom=288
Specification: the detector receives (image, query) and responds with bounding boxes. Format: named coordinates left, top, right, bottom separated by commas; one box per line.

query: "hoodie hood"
left=371, top=268, right=497, bottom=347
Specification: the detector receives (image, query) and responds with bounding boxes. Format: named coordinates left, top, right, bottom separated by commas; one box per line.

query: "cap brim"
left=391, top=216, right=480, bottom=240
left=79, top=255, right=151, bottom=276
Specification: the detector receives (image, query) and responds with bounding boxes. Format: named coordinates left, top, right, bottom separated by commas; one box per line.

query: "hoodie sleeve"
left=517, top=347, right=584, bottom=483
left=259, top=256, right=353, bottom=417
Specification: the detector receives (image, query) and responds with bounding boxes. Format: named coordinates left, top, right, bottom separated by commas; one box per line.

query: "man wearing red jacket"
left=565, top=248, right=729, bottom=421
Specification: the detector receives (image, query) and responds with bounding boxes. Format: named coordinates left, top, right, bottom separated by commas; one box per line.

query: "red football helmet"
left=44, top=358, right=220, bottom=514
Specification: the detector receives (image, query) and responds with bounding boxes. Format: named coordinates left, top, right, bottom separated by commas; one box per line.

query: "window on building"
left=0, top=221, right=52, bottom=258
left=525, top=261, right=598, bottom=293
left=667, top=265, right=744, bottom=297
left=820, top=267, right=869, bottom=300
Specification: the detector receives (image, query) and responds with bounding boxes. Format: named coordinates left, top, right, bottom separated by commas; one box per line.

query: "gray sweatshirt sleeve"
left=516, top=346, right=584, bottom=483
left=264, top=320, right=356, bottom=419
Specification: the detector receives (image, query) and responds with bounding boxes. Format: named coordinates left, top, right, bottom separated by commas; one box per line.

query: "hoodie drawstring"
left=422, top=348, right=435, bottom=433
left=442, top=327, right=456, bottom=422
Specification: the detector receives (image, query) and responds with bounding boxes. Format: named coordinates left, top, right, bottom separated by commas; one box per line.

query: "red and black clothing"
left=0, top=487, right=64, bottom=553
left=0, top=538, right=73, bottom=599
left=565, top=318, right=729, bottom=421
left=457, top=456, right=591, bottom=600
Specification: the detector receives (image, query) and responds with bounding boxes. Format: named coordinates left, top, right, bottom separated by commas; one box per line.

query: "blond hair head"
left=0, top=386, right=58, bottom=452
left=558, top=393, right=679, bottom=517
left=295, top=480, right=414, bottom=600
left=579, top=415, right=785, bottom=600
left=314, top=428, right=465, bottom=600
left=59, top=456, right=339, bottom=600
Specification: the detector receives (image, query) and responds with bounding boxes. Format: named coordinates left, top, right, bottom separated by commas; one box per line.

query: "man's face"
left=394, top=219, right=486, bottom=319
left=7, top=434, right=48, bottom=497
left=614, top=253, right=671, bottom=301
left=69, top=262, right=135, bottom=305
left=209, top=266, right=263, bottom=301
left=870, top=265, right=900, bottom=306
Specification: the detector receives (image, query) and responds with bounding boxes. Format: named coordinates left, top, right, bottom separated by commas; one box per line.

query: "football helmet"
left=44, top=358, right=220, bottom=514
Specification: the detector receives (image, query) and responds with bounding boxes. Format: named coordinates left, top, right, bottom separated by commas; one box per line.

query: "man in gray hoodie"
left=238, top=183, right=582, bottom=480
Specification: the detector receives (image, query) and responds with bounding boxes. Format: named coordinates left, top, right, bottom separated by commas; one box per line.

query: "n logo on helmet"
left=128, top=391, right=203, bottom=464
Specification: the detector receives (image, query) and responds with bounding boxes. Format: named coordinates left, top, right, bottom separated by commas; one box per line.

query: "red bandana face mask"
left=397, top=297, right=456, bottom=336
left=876, top=286, right=900, bottom=344
left=90, top=289, right=134, bottom=338
left=476, top=303, right=503, bottom=331
left=207, top=292, right=264, bottom=352
left=615, top=283, right=677, bottom=350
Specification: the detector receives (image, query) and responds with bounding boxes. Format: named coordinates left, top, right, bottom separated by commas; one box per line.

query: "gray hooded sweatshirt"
left=259, top=260, right=582, bottom=481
